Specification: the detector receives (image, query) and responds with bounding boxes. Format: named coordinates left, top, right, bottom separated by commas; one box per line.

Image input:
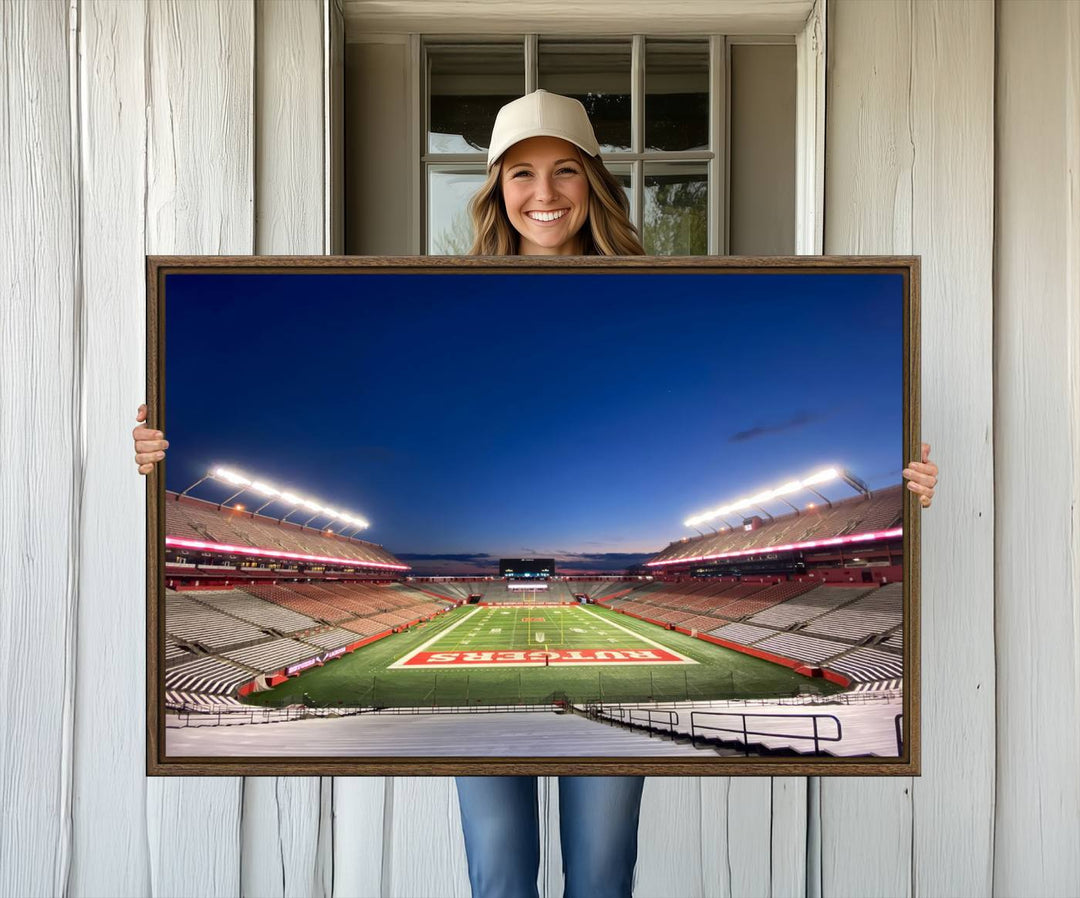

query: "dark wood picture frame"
left=147, top=255, right=920, bottom=776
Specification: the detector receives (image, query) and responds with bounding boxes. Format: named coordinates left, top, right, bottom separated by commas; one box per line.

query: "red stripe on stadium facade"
left=164, top=535, right=410, bottom=570
left=645, top=527, right=903, bottom=567
left=402, top=648, right=689, bottom=667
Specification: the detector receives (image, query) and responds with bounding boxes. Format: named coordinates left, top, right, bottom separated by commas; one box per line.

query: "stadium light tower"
left=684, top=466, right=865, bottom=529
left=200, top=467, right=371, bottom=534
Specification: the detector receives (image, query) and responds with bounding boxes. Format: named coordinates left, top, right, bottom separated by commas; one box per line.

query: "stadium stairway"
left=582, top=698, right=903, bottom=757
left=165, top=708, right=712, bottom=757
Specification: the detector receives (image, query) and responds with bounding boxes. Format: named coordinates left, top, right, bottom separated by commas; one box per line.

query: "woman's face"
left=499, top=136, right=590, bottom=255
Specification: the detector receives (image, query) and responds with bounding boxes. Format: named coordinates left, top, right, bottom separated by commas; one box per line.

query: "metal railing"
left=166, top=705, right=365, bottom=728
left=586, top=705, right=680, bottom=734
left=690, top=710, right=843, bottom=756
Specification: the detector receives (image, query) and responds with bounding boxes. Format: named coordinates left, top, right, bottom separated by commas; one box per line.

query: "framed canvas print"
left=146, top=255, right=920, bottom=776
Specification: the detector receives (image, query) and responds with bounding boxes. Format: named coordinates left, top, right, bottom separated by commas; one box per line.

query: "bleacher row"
left=650, top=484, right=903, bottom=565
left=605, top=580, right=904, bottom=683
left=164, top=581, right=451, bottom=695
left=166, top=491, right=403, bottom=568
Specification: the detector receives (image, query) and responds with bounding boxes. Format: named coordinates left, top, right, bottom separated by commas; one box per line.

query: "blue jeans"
left=455, top=775, right=646, bottom=898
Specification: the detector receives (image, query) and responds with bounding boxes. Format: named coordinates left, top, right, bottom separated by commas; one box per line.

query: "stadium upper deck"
left=648, top=484, right=903, bottom=568
left=165, top=491, right=407, bottom=571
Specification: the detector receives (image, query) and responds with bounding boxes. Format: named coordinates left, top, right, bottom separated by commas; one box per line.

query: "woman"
left=133, top=91, right=939, bottom=898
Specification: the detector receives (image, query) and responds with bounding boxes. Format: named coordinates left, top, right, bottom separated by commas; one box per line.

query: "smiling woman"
left=500, top=137, right=591, bottom=254
left=466, top=89, right=644, bottom=257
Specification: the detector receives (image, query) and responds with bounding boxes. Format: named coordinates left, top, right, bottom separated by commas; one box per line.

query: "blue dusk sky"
left=165, top=270, right=904, bottom=574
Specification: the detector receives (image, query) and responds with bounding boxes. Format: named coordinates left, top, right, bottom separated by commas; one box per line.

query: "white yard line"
left=576, top=606, right=699, bottom=664
left=387, top=607, right=482, bottom=670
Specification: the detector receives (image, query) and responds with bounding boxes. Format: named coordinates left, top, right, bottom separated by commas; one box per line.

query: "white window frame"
left=398, top=0, right=825, bottom=256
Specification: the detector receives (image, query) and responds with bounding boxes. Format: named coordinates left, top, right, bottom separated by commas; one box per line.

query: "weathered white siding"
left=1, top=1, right=1077, bottom=896
left=143, top=0, right=253, bottom=894
left=994, top=1, right=1080, bottom=894
left=824, top=2, right=997, bottom=896
left=0, top=2, right=78, bottom=896
left=70, top=1, right=151, bottom=893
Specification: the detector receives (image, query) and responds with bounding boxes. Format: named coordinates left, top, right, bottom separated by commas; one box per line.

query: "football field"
left=241, top=603, right=845, bottom=709
left=389, top=603, right=696, bottom=668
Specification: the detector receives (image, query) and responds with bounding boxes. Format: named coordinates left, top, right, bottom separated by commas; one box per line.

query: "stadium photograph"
left=153, top=260, right=912, bottom=768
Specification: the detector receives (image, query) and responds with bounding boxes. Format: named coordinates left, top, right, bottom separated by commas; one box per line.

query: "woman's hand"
left=133, top=403, right=169, bottom=475
left=902, top=442, right=938, bottom=508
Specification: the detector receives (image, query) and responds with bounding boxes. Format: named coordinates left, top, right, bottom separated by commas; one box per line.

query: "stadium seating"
left=165, top=591, right=268, bottom=648
left=243, top=583, right=354, bottom=623
left=713, top=579, right=820, bottom=619
left=165, top=492, right=404, bottom=568
left=649, top=484, right=903, bottom=566
left=411, top=580, right=471, bottom=600
left=707, top=622, right=777, bottom=645
left=164, top=655, right=254, bottom=694
left=824, top=645, right=904, bottom=682
left=591, top=581, right=647, bottom=601
left=881, top=630, right=903, bottom=649
left=222, top=638, right=321, bottom=673
left=753, top=632, right=850, bottom=664
left=745, top=585, right=874, bottom=629
left=191, top=589, right=319, bottom=633
left=339, top=618, right=386, bottom=637
left=165, top=639, right=194, bottom=661
left=803, top=582, right=903, bottom=641
left=300, top=627, right=360, bottom=651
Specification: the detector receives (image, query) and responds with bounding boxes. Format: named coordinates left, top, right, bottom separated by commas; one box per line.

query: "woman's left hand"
left=903, top=442, right=938, bottom=508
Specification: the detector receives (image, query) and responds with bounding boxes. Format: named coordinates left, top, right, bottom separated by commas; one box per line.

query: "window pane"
left=538, top=40, right=631, bottom=153
left=729, top=44, right=795, bottom=254
left=428, top=44, right=524, bottom=154
left=428, top=167, right=487, bottom=254
left=645, top=40, right=709, bottom=152
left=643, top=163, right=707, bottom=255
left=603, top=162, right=634, bottom=221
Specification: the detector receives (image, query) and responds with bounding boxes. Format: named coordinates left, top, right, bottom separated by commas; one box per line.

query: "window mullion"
left=525, top=34, right=537, bottom=93
left=420, top=39, right=430, bottom=253
left=631, top=34, right=645, bottom=235
left=709, top=34, right=726, bottom=257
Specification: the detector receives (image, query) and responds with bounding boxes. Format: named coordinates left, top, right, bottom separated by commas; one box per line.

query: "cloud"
left=396, top=552, right=495, bottom=562
left=728, top=410, right=821, bottom=443
left=550, top=551, right=654, bottom=573
left=398, top=550, right=655, bottom=576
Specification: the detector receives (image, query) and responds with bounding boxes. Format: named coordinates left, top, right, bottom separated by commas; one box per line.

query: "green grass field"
left=241, top=603, right=845, bottom=708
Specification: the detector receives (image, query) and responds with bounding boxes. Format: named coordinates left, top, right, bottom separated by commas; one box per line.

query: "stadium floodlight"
left=802, top=467, right=839, bottom=487
left=214, top=467, right=252, bottom=487
left=205, top=466, right=372, bottom=533
left=683, top=466, right=844, bottom=528
left=774, top=480, right=802, bottom=496
left=250, top=481, right=280, bottom=497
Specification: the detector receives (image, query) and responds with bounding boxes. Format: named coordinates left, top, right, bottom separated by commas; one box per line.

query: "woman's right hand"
left=133, top=403, right=169, bottom=475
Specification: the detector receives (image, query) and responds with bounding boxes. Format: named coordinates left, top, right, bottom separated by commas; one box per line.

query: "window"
left=421, top=35, right=795, bottom=256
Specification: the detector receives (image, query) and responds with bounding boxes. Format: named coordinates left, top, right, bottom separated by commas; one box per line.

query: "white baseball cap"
left=486, top=89, right=601, bottom=169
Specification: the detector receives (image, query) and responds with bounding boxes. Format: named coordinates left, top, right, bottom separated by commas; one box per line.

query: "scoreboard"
left=500, top=558, right=555, bottom=579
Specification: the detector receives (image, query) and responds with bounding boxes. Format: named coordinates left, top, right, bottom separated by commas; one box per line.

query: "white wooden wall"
left=1, top=1, right=1077, bottom=896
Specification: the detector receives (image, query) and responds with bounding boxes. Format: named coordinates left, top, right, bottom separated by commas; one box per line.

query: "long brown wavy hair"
left=468, top=148, right=645, bottom=256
